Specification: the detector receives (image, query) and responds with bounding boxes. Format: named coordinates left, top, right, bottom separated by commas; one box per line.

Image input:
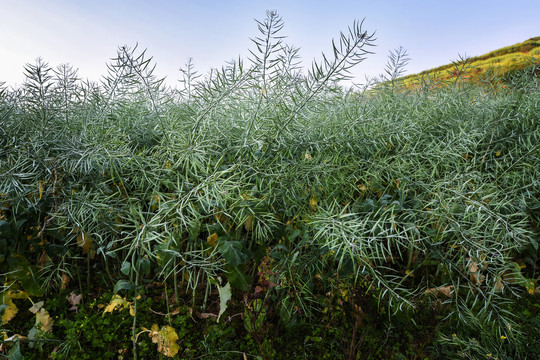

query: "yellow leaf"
left=244, top=215, right=253, bottom=232
left=150, top=194, right=160, bottom=211
left=38, top=181, right=44, bottom=200
left=76, top=232, right=93, bottom=254
left=8, top=290, right=28, bottom=300
left=340, top=289, right=349, bottom=302
left=149, top=325, right=179, bottom=357
left=1, top=290, right=28, bottom=325
left=1, top=298, right=18, bottom=325
left=35, top=308, right=54, bottom=333
left=526, top=281, right=536, bottom=295
left=207, top=232, right=218, bottom=247
left=102, top=295, right=132, bottom=316
left=309, top=196, right=317, bottom=211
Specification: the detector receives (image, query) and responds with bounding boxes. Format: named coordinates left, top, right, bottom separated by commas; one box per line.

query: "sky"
left=1, top=0, right=538, bottom=89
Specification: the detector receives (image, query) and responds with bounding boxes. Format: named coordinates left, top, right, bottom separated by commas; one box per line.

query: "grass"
left=1, top=11, right=539, bottom=360
left=396, top=36, right=540, bottom=87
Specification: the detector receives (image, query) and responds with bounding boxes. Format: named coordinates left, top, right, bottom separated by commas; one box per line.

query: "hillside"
left=398, top=36, right=540, bottom=86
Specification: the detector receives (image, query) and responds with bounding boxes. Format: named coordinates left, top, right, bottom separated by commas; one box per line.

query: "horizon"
left=1, top=0, right=539, bottom=88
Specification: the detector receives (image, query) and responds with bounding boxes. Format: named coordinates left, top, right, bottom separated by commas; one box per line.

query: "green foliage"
left=1, top=10, right=539, bottom=360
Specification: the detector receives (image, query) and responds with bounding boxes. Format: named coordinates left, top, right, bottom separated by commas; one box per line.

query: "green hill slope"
left=398, top=36, right=540, bottom=86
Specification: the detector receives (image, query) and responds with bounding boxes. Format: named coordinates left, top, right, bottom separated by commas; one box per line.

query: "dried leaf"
left=0, top=334, right=26, bottom=353
left=60, top=273, right=71, bottom=290
left=28, top=301, right=44, bottom=314
left=494, top=276, right=504, bottom=292
left=424, top=285, right=454, bottom=298
left=66, top=292, right=82, bottom=312
left=35, top=308, right=54, bottom=333
left=468, top=260, right=485, bottom=285
left=207, top=232, right=218, bottom=247
left=28, top=302, right=54, bottom=333
left=37, top=250, right=51, bottom=267
left=197, top=312, right=218, bottom=319
left=148, top=325, right=179, bottom=357
left=217, top=282, right=231, bottom=322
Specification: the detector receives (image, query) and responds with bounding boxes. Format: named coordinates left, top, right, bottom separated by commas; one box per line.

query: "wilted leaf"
left=253, top=286, right=263, bottom=295
left=6, top=290, right=28, bottom=300
left=148, top=325, right=179, bottom=357
left=60, top=273, right=71, bottom=290
left=28, top=302, right=54, bottom=333
left=38, top=181, right=44, bottom=201
left=309, top=196, right=317, bottom=211
left=1, top=298, right=18, bottom=325
left=35, top=308, right=54, bottom=333
left=467, top=260, right=484, bottom=285
left=196, top=312, right=217, bottom=319
left=76, top=233, right=93, bottom=255
left=244, top=215, right=253, bottom=232
left=217, top=282, right=231, bottom=323
left=28, top=301, right=44, bottom=314
left=424, top=285, right=454, bottom=298
left=103, top=295, right=132, bottom=316
left=150, top=194, right=160, bottom=211
left=37, top=250, right=51, bottom=267
left=0, top=334, right=21, bottom=354
left=1, top=291, right=28, bottom=325
left=66, top=292, right=82, bottom=312
left=494, top=276, right=504, bottom=292
left=207, top=232, right=218, bottom=247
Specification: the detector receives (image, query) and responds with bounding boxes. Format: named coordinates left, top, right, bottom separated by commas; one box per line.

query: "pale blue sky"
left=1, top=0, right=538, bottom=88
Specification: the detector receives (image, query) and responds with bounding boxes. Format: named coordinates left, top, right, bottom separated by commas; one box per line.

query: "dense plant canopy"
left=1, top=11, right=539, bottom=360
